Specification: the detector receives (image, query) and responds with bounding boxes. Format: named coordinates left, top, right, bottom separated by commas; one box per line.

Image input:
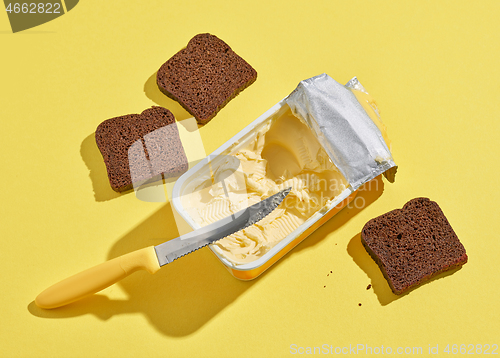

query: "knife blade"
left=155, top=187, right=291, bottom=266
left=35, top=187, right=291, bottom=309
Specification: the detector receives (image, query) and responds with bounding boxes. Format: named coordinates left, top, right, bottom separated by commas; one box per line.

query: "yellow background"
left=1, top=1, right=499, bottom=357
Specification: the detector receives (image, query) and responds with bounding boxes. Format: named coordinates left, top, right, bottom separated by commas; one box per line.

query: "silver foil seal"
left=285, top=73, right=396, bottom=191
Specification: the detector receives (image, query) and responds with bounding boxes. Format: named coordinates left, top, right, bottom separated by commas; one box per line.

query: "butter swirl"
left=182, top=109, right=348, bottom=264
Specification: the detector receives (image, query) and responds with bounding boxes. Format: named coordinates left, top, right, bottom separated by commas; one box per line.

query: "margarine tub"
left=171, top=74, right=397, bottom=280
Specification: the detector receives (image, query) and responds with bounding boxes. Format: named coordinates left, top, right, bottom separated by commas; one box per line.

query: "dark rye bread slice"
left=157, top=33, right=257, bottom=124
left=361, top=198, right=467, bottom=295
left=95, top=106, right=188, bottom=192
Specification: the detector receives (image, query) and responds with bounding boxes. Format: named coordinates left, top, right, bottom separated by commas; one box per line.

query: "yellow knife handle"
left=35, top=246, right=160, bottom=309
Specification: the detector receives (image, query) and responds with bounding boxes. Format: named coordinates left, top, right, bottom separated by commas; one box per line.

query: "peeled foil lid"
left=285, top=73, right=397, bottom=191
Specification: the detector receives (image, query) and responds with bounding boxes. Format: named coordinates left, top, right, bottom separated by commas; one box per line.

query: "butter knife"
left=35, top=187, right=291, bottom=309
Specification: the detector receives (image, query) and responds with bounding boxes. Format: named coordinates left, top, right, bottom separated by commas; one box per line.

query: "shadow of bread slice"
left=156, top=33, right=257, bottom=125
left=361, top=198, right=467, bottom=295
left=95, top=106, right=188, bottom=193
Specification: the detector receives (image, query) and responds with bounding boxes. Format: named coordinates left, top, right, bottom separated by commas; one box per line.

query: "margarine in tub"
left=172, top=74, right=397, bottom=278
left=181, top=106, right=349, bottom=264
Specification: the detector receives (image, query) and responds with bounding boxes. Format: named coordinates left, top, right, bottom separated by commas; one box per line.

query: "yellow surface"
left=1, top=1, right=499, bottom=357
